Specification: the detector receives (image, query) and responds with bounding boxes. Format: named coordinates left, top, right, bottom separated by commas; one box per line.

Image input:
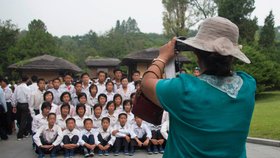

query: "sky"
left=0, top=0, right=279, bottom=37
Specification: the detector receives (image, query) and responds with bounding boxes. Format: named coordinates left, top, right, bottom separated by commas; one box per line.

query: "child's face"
left=135, top=117, right=142, bottom=126
left=119, top=115, right=127, bottom=126
left=38, top=81, right=46, bottom=90
left=66, top=120, right=76, bottom=130
left=77, top=107, right=85, bottom=116
left=53, top=80, right=60, bottom=89
left=90, top=87, right=97, bottom=96
left=64, top=75, right=72, bottom=84
left=84, top=120, right=93, bottom=130
left=48, top=115, right=56, bottom=126
left=42, top=107, right=51, bottom=116
left=63, top=95, right=70, bottom=103
left=99, top=97, right=106, bottom=105
left=114, top=97, right=122, bottom=106
left=79, top=96, right=87, bottom=104
left=82, top=75, right=90, bottom=83
left=108, top=103, right=115, bottom=113
left=75, top=84, right=82, bottom=93
left=98, top=73, right=106, bottom=83
left=124, top=104, right=131, bottom=112
left=106, top=83, right=114, bottom=92
left=121, top=78, right=128, bottom=87
left=102, top=120, right=110, bottom=129
left=45, top=93, right=53, bottom=102
left=61, top=107, right=70, bottom=116
left=94, top=107, right=102, bottom=117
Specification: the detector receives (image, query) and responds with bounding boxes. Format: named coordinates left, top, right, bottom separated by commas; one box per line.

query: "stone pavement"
left=0, top=135, right=280, bottom=158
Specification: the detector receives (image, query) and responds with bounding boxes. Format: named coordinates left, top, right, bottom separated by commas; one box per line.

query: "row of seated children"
left=32, top=103, right=167, bottom=158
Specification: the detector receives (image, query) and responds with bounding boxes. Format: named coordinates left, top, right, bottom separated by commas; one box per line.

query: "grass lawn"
left=249, top=91, right=280, bottom=140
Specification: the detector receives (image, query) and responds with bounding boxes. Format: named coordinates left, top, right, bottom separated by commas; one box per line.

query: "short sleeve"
left=156, top=76, right=185, bottom=114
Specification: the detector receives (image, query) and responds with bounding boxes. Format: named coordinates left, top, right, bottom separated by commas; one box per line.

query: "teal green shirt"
left=156, top=71, right=256, bottom=158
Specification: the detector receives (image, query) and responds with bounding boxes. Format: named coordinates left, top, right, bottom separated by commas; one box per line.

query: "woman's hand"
left=158, top=37, right=177, bottom=63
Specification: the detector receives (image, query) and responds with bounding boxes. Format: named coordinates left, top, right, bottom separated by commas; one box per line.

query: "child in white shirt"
left=61, top=118, right=80, bottom=157
left=80, top=118, right=97, bottom=157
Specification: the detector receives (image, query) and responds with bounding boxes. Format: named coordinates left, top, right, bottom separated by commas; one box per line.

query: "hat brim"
left=177, top=38, right=251, bottom=64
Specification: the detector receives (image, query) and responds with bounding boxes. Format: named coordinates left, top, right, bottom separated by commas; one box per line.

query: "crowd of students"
left=0, top=69, right=170, bottom=158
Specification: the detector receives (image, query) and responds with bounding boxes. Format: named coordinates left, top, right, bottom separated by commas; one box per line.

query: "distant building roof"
left=8, top=54, right=82, bottom=72
left=121, top=48, right=190, bottom=65
left=85, top=57, right=121, bottom=67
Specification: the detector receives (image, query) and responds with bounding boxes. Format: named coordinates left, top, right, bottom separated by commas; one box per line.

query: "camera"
left=175, top=36, right=192, bottom=52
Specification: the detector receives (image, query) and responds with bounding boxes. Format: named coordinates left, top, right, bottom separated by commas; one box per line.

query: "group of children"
left=33, top=104, right=167, bottom=158
left=22, top=70, right=170, bottom=158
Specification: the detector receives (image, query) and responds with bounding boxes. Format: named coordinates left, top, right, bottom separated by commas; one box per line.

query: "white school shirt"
left=145, top=122, right=162, bottom=131
left=160, top=120, right=169, bottom=140
left=128, top=81, right=136, bottom=92
left=113, top=122, right=136, bottom=138
left=29, top=83, right=38, bottom=93
left=95, top=127, right=116, bottom=146
left=161, top=111, right=169, bottom=124
left=48, top=88, right=63, bottom=105
left=82, top=83, right=91, bottom=98
left=80, top=128, right=97, bottom=146
left=73, top=115, right=89, bottom=131
left=12, top=83, right=31, bottom=106
left=61, top=128, right=81, bottom=146
left=92, top=115, right=103, bottom=130
left=116, top=87, right=132, bottom=101
left=104, top=91, right=115, bottom=102
left=124, top=112, right=135, bottom=126
left=115, top=106, right=123, bottom=115
left=29, top=89, right=46, bottom=114
left=131, top=123, right=152, bottom=139
left=2, top=86, right=12, bottom=103
left=96, top=82, right=106, bottom=96
left=33, top=124, right=63, bottom=147
left=87, top=95, right=98, bottom=108
left=103, top=112, right=118, bottom=128
left=59, top=83, right=75, bottom=95
left=71, top=93, right=79, bottom=107
left=32, top=114, right=48, bottom=133
left=56, top=114, right=70, bottom=131
left=112, top=80, right=122, bottom=93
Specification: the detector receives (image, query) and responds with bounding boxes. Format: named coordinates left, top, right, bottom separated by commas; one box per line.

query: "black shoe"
left=1, top=135, right=8, bottom=140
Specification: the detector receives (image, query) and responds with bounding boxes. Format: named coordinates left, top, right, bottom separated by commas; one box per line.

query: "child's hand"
left=104, top=144, right=110, bottom=150
left=112, top=130, right=118, bottom=136
left=143, top=139, right=150, bottom=146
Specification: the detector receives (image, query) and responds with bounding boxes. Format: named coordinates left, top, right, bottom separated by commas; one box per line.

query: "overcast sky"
left=0, top=0, right=279, bottom=37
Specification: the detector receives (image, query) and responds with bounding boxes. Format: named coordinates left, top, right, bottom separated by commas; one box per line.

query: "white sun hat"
left=177, top=16, right=251, bottom=64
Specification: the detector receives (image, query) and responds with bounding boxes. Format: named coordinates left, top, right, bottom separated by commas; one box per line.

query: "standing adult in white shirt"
left=12, top=75, right=32, bottom=140
left=95, top=71, right=106, bottom=96
left=29, top=75, right=38, bottom=93
left=116, top=77, right=132, bottom=101
left=48, top=78, right=62, bottom=105
left=29, top=78, right=46, bottom=116
left=0, top=85, right=8, bottom=140
left=1, top=78, right=13, bottom=135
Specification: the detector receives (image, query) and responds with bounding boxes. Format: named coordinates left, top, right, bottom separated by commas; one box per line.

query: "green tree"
left=0, top=20, right=19, bottom=75
left=259, top=10, right=275, bottom=48
left=162, top=0, right=188, bottom=38
left=9, top=19, right=57, bottom=62
left=216, top=0, right=258, bottom=43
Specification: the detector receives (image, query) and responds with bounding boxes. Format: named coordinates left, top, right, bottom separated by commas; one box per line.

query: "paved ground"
left=0, top=135, right=280, bottom=158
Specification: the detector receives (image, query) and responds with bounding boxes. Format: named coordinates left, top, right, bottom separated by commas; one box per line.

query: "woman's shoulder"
left=236, top=71, right=256, bottom=86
